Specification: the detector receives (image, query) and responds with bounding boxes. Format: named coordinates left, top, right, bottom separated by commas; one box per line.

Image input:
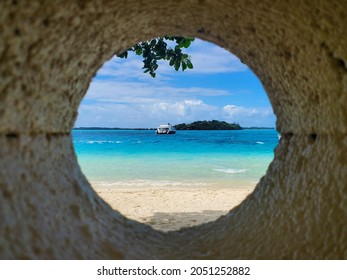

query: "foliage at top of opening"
left=117, top=37, right=195, bottom=77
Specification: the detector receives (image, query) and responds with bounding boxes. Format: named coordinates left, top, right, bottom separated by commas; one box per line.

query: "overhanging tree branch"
left=117, top=37, right=195, bottom=77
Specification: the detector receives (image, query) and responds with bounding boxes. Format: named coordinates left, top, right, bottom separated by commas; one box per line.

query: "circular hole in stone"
left=73, top=38, right=278, bottom=232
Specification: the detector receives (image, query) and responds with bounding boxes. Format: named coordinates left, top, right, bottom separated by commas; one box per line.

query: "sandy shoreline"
left=93, top=183, right=254, bottom=231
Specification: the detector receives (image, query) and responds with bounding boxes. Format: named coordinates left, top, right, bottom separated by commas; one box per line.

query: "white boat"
left=156, top=123, right=176, bottom=134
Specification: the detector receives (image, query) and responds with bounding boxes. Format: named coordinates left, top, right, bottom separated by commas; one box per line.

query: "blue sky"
left=75, top=39, right=276, bottom=128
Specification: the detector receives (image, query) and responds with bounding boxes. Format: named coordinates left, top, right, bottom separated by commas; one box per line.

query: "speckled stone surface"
left=0, top=0, right=346, bottom=259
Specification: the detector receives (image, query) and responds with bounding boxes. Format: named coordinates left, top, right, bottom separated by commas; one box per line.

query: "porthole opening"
left=73, top=38, right=278, bottom=232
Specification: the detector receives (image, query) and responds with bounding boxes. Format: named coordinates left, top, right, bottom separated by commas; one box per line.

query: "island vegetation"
left=174, top=120, right=242, bottom=130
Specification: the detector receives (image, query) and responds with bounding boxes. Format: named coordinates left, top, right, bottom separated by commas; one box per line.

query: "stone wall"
left=0, top=0, right=346, bottom=259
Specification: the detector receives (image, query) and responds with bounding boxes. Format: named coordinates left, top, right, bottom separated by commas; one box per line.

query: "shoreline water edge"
left=73, top=129, right=278, bottom=231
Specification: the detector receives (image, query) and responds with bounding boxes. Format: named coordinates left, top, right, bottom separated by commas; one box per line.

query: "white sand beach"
left=93, top=183, right=254, bottom=232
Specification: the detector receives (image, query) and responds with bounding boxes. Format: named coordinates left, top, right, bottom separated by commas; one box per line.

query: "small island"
left=174, top=120, right=242, bottom=130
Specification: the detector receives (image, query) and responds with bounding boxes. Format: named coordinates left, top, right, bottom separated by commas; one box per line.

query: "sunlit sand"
left=93, top=182, right=254, bottom=232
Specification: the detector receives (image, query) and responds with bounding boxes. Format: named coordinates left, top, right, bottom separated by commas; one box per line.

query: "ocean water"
left=72, top=129, right=279, bottom=188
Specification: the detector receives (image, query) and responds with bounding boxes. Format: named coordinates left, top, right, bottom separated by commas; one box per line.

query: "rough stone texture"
left=0, top=0, right=346, bottom=259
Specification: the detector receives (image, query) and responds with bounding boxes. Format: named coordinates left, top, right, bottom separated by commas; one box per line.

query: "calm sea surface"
left=72, top=129, right=279, bottom=188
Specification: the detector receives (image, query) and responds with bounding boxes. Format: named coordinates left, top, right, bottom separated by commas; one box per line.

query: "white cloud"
left=223, top=105, right=273, bottom=117
left=96, top=56, right=151, bottom=81
left=184, top=99, right=204, bottom=105
left=223, top=105, right=275, bottom=126
left=75, top=99, right=219, bottom=128
left=182, top=39, right=247, bottom=74
left=84, top=80, right=232, bottom=104
left=75, top=100, right=275, bottom=128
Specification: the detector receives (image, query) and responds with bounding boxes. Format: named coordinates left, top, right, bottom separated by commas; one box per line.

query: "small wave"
left=86, top=140, right=107, bottom=144
left=255, top=141, right=264, bottom=144
left=213, top=168, right=247, bottom=174
left=86, top=140, right=122, bottom=144
left=90, top=180, right=209, bottom=188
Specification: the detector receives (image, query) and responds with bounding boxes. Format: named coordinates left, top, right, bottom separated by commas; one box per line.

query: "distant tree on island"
left=174, top=120, right=242, bottom=130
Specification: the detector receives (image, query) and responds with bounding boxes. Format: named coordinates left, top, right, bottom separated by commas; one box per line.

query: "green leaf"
left=150, top=39, right=157, bottom=46
left=174, top=60, right=180, bottom=71
left=175, top=37, right=184, bottom=45
left=182, top=39, right=191, bottom=48
left=182, top=61, right=187, bottom=71
left=136, top=49, right=142, bottom=56
left=175, top=45, right=182, bottom=54
left=143, top=48, right=150, bottom=58
left=186, top=59, right=193, bottom=69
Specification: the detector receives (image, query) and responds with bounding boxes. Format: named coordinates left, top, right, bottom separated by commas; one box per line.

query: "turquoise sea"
left=72, top=129, right=279, bottom=188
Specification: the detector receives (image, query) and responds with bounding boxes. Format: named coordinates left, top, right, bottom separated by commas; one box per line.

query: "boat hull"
left=156, top=130, right=176, bottom=134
